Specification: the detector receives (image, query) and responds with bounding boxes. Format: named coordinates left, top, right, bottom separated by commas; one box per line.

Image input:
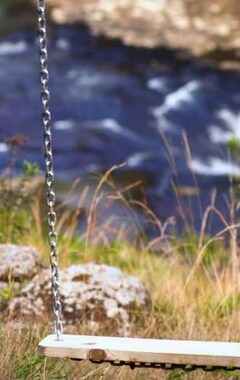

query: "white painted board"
left=38, top=334, right=240, bottom=368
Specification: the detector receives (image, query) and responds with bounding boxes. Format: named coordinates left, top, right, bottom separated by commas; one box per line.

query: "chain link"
left=90, top=359, right=238, bottom=372
left=37, top=0, right=239, bottom=368
left=37, top=0, right=63, bottom=340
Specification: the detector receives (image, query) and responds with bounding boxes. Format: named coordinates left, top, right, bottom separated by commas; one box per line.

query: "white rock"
left=0, top=244, right=46, bottom=281
left=9, top=263, right=151, bottom=334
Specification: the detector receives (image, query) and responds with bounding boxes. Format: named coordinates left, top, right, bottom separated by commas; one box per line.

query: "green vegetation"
left=0, top=156, right=40, bottom=243
left=0, top=150, right=240, bottom=379
left=0, top=135, right=41, bottom=244
left=1, top=229, right=239, bottom=379
left=228, top=137, right=240, bottom=156
left=1, top=211, right=239, bottom=378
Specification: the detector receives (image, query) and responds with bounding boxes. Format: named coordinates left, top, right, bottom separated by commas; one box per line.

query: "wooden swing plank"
left=38, top=335, right=240, bottom=368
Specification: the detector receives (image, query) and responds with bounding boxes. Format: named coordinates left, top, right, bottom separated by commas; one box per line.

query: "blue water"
left=1, top=26, right=240, bottom=241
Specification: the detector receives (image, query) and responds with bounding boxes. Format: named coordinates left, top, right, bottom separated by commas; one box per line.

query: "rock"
left=0, top=281, right=21, bottom=293
left=0, top=282, right=9, bottom=292
left=9, top=263, right=151, bottom=334
left=0, top=281, right=21, bottom=314
left=0, top=244, right=46, bottom=282
left=44, top=0, right=240, bottom=56
left=2, top=0, right=240, bottom=57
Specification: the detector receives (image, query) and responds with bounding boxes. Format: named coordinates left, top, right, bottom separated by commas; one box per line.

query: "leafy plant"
left=0, top=287, right=11, bottom=302
left=228, top=137, right=240, bottom=156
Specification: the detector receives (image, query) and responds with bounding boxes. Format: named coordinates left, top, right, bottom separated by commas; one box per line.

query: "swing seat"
left=39, top=334, right=240, bottom=369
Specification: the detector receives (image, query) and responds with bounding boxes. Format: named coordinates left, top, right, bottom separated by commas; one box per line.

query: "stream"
left=1, top=25, right=240, bottom=242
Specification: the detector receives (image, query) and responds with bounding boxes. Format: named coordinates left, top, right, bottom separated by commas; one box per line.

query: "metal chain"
left=37, top=0, right=63, bottom=340
left=36, top=0, right=239, bottom=368
left=90, top=359, right=238, bottom=372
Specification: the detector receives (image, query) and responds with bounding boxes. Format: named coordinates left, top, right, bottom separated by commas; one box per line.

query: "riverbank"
left=47, top=0, right=240, bottom=58
left=0, top=144, right=239, bottom=377
left=1, top=0, right=240, bottom=65
left=0, top=213, right=239, bottom=379
left=1, top=24, right=240, bottom=238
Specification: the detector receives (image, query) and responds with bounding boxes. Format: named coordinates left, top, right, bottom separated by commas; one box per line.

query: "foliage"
left=0, top=226, right=239, bottom=379
left=0, top=141, right=239, bottom=378
left=228, top=137, right=240, bottom=156
left=0, top=135, right=41, bottom=243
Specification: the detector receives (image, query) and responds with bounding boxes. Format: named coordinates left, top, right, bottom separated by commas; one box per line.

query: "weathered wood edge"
left=38, top=335, right=240, bottom=368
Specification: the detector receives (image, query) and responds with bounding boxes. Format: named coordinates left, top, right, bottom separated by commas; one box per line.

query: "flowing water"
left=1, top=25, right=240, bottom=242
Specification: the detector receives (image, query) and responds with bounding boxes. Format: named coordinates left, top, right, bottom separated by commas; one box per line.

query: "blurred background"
left=1, top=0, right=240, bottom=243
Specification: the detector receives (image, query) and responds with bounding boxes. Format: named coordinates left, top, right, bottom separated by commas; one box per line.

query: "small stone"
left=0, top=244, right=46, bottom=282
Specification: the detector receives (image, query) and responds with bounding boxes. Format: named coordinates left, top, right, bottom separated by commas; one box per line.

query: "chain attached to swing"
left=36, top=0, right=240, bottom=374
left=38, top=0, right=63, bottom=340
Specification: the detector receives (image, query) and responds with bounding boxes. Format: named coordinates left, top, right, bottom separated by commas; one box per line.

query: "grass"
left=0, top=165, right=240, bottom=379
left=1, top=237, right=240, bottom=379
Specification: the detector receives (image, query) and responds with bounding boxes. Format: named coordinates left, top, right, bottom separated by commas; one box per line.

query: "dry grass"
left=1, top=239, right=239, bottom=379
left=1, top=169, right=240, bottom=379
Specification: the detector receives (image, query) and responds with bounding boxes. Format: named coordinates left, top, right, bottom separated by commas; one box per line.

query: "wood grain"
left=38, top=335, right=240, bottom=368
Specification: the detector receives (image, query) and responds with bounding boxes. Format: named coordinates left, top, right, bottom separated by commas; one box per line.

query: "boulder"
left=9, top=263, right=151, bottom=334
left=45, top=0, right=240, bottom=56
left=0, top=244, right=46, bottom=282
left=3, top=0, right=240, bottom=57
